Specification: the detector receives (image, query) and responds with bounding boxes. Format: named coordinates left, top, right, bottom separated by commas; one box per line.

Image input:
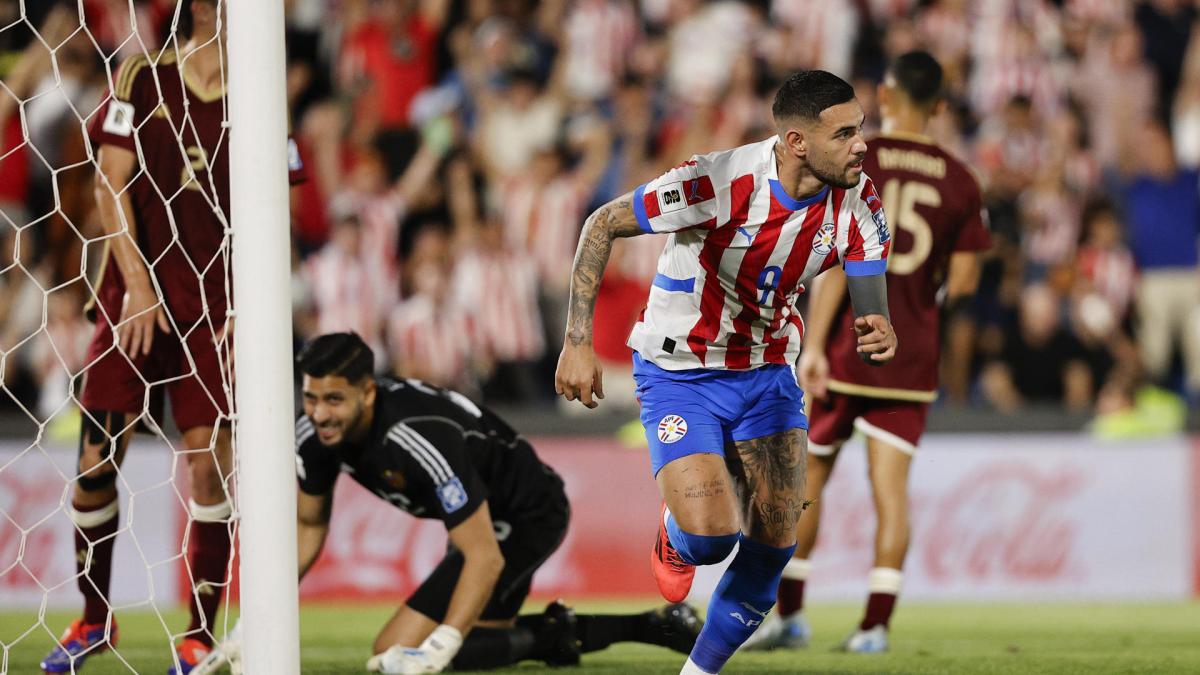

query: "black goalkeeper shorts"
left=406, top=491, right=570, bottom=622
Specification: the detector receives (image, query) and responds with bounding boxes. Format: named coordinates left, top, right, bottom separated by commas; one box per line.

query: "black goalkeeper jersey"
left=294, top=377, right=565, bottom=529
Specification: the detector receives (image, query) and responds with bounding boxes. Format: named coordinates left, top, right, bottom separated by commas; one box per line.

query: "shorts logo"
left=812, top=222, right=836, bottom=256
left=657, top=415, right=688, bottom=444
left=657, top=181, right=687, bottom=214
left=437, top=477, right=469, bottom=513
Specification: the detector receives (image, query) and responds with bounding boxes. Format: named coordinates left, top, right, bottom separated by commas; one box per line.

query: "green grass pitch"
left=3, top=601, right=1199, bottom=673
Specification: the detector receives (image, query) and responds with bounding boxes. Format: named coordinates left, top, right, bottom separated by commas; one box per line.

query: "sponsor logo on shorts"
left=812, top=222, right=836, bottom=255
left=657, top=415, right=688, bottom=444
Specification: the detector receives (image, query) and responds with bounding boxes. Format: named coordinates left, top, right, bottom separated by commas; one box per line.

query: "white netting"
left=0, top=2, right=238, bottom=672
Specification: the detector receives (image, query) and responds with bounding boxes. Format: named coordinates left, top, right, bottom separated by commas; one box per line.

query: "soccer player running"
left=41, top=2, right=302, bottom=673
left=556, top=71, right=898, bottom=674
left=202, top=332, right=703, bottom=675
left=748, top=52, right=991, bottom=653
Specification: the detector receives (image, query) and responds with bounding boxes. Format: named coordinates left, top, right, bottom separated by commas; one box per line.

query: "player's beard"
left=810, top=153, right=863, bottom=189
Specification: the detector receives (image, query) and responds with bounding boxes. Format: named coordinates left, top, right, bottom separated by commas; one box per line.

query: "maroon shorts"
left=79, top=305, right=230, bottom=433
left=806, top=391, right=929, bottom=455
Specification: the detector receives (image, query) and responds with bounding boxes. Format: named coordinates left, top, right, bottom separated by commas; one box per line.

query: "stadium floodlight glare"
left=228, top=1, right=301, bottom=673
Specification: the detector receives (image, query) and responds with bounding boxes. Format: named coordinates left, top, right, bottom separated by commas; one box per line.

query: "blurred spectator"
left=981, top=284, right=1101, bottom=412
left=1118, top=119, right=1200, bottom=399
left=339, top=0, right=447, bottom=140
left=450, top=215, right=544, bottom=401
left=387, top=226, right=476, bottom=391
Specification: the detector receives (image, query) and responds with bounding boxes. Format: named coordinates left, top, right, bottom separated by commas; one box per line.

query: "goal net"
left=0, top=2, right=296, bottom=672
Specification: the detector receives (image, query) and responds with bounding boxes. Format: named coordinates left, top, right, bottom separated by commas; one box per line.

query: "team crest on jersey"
left=382, top=469, right=406, bottom=490
left=657, top=415, right=688, bottom=444
left=437, top=477, right=469, bottom=513
left=812, top=222, right=836, bottom=256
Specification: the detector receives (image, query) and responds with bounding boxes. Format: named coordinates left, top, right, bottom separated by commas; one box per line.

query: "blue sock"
left=666, top=513, right=739, bottom=566
left=689, top=535, right=796, bottom=673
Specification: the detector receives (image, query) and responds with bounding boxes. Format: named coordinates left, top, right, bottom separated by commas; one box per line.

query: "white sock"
left=782, top=557, right=811, bottom=580
left=680, top=657, right=715, bottom=675
left=867, top=567, right=903, bottom=594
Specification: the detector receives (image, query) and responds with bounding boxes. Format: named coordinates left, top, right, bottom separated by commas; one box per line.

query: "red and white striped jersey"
left=627, top=136, right=891, bottom=371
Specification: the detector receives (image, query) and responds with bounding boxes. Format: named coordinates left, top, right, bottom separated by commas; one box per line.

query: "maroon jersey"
left=825, top=132, right=991, bottom=400
left=89, top=50, right=303, bottom=327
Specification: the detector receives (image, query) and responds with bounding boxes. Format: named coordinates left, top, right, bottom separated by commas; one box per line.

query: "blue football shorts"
left=632, top=352, right=808, bottom=476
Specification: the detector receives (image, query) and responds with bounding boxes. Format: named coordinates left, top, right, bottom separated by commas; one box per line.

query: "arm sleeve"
left=295, top=417, right=339, bottom=495
left=90, top=55, right=149, bottom=151
left=840, top=176, right=891, bottom=277
left=631, top=155, right=721, bottom=234
left=385, top=419, right=487, bottom=529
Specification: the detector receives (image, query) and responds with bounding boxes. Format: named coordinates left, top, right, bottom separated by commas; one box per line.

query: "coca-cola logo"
left=0, top=462, right=73, bottom=592
left=922, top=462, right=1085, bottom=582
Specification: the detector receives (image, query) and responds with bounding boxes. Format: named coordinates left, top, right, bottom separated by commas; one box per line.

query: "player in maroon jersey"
left=42, top=2, right=301, bottom=673
left=745, top=52, right=991, bottom=653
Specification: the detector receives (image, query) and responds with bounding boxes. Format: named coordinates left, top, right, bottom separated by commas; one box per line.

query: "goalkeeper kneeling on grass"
left=200, top=332, right=700, bottom=674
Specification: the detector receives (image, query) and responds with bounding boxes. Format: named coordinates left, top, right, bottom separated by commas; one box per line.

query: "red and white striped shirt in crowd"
left=767, top=0, right=859, bottom=77
left=628, top=136, right=890, bottom=371
left=970, top=58, right=1062, bottom=119
left=355, top=191, right=407, bottom=304
left=1077, top=245, right=1137, bottom=319
left=451, top=247, right=545, bottom=363
left=562, top=0, right=638, bottom=101
left=1019, top=185, right=1080, bottom=269
left=500, top=175, right=587, bottom=291
left=304, top=242, right=388, bottom=358
left=386, top=294, right=474, bottom=389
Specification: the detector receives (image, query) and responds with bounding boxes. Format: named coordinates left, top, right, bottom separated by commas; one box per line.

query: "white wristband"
left=419, top=624, right=463, bottom=670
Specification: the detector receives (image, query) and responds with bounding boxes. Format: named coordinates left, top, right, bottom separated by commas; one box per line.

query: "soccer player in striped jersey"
left=555, top=71, right=898, bottom=674
left=196, top=333, right=702, bottom=674
left=751, top=52, right=991, bottom=654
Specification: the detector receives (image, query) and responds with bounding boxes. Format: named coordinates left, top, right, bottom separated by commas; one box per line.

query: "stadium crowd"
left=0, top=0, right=1198, bottom=424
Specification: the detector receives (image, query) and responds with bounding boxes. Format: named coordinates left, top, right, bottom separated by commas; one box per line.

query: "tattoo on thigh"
left=734, top=429, right=804, bottom=496
left=683, top=479, right=727, bottom=500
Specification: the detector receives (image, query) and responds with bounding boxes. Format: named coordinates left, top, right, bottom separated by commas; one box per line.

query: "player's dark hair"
left=297, top=333, right=374, bottom=384
left=887, top=51, right=943, bottom=106
left=772, top=70, right=856, bottom=124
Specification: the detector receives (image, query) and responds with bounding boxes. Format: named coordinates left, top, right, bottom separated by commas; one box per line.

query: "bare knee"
left=657, top=455, right=740, bottom=536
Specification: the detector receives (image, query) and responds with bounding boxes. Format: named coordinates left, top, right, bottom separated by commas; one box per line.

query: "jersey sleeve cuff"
left=844, top=259, right=888, bottom=276
left=632, top=183, right=654, bottom=233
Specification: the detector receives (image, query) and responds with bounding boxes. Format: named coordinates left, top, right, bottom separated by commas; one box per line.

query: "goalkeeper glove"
left=367, top=625, right=462, bottom=674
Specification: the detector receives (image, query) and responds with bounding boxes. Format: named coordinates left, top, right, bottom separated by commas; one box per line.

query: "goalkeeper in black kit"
left=201, top=332, right=700, bottom=674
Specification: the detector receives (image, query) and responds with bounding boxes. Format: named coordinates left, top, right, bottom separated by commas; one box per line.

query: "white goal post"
left=227, top=1, right=301, bottom=673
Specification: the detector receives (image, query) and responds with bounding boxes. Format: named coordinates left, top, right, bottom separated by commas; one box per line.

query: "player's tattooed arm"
left=564, top=194, right=643, bottom=346
left=556, top=193, right=641, bottom=408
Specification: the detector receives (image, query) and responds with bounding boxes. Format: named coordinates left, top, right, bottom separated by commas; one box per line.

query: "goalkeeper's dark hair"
left=297, top=333, right=374, bottom=384
left=887, top=51, right=943, bottom=107
left=772, top=70, right=856, bottom=125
